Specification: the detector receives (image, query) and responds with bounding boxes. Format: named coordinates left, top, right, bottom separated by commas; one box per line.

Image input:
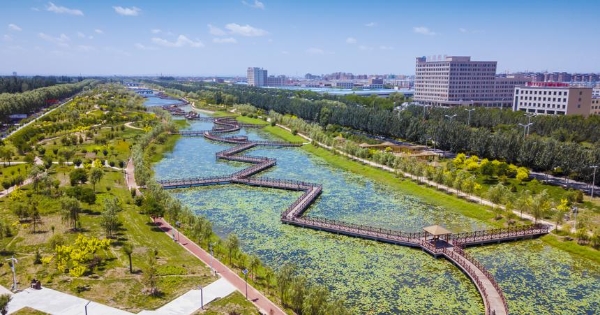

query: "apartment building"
left=247, top=67, right=267, bottom=87
left=414, top=56, right=528, bottom=107
left=591, top=98, right=600, bottom=115
left=513, top=82, right=592, bottom=116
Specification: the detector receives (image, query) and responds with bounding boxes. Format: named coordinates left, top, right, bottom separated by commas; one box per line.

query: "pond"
left=153, top=115, right=600, bottom=314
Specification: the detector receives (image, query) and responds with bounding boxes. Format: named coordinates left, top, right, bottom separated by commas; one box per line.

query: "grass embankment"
left=263, top=124, right=501, bottom=226
left=197, top=291, right=258, bottom=315
left=543, top=233, right=600, bottom=264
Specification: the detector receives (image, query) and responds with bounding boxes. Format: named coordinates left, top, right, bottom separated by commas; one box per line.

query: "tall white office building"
left=247, top=67, right=268, bottom=87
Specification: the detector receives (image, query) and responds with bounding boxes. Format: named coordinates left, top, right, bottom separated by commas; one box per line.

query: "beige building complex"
left=414, top=56, right=529, bottom=108
left=513, top=82, right=592, bottom=116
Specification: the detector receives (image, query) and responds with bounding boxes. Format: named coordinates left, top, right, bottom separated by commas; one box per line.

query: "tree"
left=516, top=167, right=530, bottom=184
left=479, top=158, right=496, bottom=179
left=249, top=254, right=261, bottom=281
left=30, top=201, right=42, bottom=233
left=101, top=197, right=121, bottom=238
left=225, top=233, right=240, bottom=265
left=89, top=167, right=104, bottom=192
left=289, top=276, right=308, bottom=313
left=554, top=198, right=570, bottom=230
left=142, top=195, right=164, bottom=221
left=61, top=196, right=81, bottom=230
left=487, top=183, right=508, bottom=218
left=302, top=285, right=329, bottom=315
left=69, top=168, right=88, bottom=186
left=276, top=263, right=296, bottom=306
left=29, top=165, right=45, bottom=192
left=530, top=190, right=551, bottom=223
left=143, top=248, right=159, bottom=296
left=122, top=243, right=133, bottom=273
left=0, top=294, right=12, bottom=315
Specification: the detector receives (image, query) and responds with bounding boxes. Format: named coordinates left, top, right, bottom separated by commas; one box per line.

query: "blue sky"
left=1, top=0, right=599, bottom=76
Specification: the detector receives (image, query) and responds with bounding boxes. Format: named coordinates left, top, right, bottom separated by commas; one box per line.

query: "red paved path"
left=154, top=218, right=286, bottom=315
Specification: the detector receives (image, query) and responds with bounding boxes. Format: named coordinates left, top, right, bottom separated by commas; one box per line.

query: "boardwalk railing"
left=448, top=246, right=509, bottom=315
left=158, top=176, right=233, bottom=188
left=452, top=223, right=549, bottom=246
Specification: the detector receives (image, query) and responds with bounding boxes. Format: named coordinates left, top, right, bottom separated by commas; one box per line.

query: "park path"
left=276, top=124, right=558, bottom=230
left=124, top=157, right=285, bottom=315
left=154, top=218, right=285, bottom=315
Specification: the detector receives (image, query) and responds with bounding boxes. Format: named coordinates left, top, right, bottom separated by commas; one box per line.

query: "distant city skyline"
left=1, top=0, right=599, bottom=76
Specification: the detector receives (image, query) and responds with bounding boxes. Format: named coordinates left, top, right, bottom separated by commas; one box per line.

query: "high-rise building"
left=513, top=82, right=592, bottom=116
left=247, top=67, right=267, bottom=87
left=414, top=56, right=529, bottom=108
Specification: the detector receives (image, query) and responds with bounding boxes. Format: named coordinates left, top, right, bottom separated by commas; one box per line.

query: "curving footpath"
left=159, top=116, right=552, bottom=315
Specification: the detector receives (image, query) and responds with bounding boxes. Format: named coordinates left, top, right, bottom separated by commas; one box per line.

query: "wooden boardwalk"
left=160, top=116, right=551, bottom=315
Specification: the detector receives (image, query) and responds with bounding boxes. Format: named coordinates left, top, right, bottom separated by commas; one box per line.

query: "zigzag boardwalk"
left=159, top=115, right=550, bottom=315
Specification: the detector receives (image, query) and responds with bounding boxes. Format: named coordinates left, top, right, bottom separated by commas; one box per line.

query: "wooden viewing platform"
left=159, top=115, right=552, bottom=315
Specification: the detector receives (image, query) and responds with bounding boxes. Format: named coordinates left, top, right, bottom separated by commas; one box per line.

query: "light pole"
left=242, top=269, right=249, bottom=299
left=464, top=108, right=475, bottom=126
left=199, top=285, right=204, bottom=309
left=85, top=301, right=91, bottom=315
left=518, top=123, right=533, bottom=137
left=591, top=165, right=598, bottom=199
left=6, top=256, right=17, bottom=291
left=175, top=221, right=180, bottom=242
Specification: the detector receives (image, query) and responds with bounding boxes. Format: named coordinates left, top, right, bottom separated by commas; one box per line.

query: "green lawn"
left=198, top=291, right=259, bottom=315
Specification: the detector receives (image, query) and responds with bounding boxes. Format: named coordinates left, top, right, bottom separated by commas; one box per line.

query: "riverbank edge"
left=253, top=121, right=600, bottom=263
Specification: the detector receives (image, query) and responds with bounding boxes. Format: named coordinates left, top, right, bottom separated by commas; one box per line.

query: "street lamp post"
left=85, top=301, right=91, bottom=315
left=199, top=285, right=204, bottom=309
left=518, top=123, right=533, bottom=137
left=209, top=243, right=215, bottom=276
left=6, top=256, right=17, bottom=292
left=591, top=165, right=598, bottom=199
left=464, top=108, right=475, bottom=126
left=242, top=269, right=249, bottom=299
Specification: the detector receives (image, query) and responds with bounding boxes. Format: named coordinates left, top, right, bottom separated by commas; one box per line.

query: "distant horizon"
left=2, top=0, right=599, bottom=76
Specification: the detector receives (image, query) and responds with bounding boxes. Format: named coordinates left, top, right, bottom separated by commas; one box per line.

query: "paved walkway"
left=7, top=287, right=134, bottom=315
left=155, top=218, right=285, bottom=315
left=137, top=278, right=236, bottom=315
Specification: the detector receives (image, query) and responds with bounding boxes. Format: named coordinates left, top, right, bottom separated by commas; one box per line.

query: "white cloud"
left=225, top=23, right=268, bottom=37
left=113, top=6, right=141, bottom=16
left=459, top=28, right=467, bottom=33
left=151, top=35, right=204, bottom=48
left=213, top=37, right=237, bottom=44
left=151, top=29, right=162, bottom=34
left=365, top=22, right=376, bottom=27
left=77, top=31, right=85, bottom=38
left=3, top=35, right=12, bottom=41
left=95, top=29, right=104, bottom=34
left=208, top=24, right=226, bottom=36
left=46, top=2, right=84, bottom=16
left=413, top=26, right=436, bottom=36
left=379, top=45, right=393, bottom=50
left=31, top=7, right=40, bottom=11
left=346, top=37, right=357, bottom=44
left=8, top=24, right=22, bottom=31
left=242, top=0, right=265, bottom=9
left=306, top=47, right=324, bottom=55
left=135, top=43, right=157, bottom=50
left=359, top=45, right=373, bottom=51
left=39, top=32, right=70, bottom=43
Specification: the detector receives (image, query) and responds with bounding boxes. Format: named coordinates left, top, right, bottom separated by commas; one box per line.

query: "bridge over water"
left=158, top=115, right=550, bottom=315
